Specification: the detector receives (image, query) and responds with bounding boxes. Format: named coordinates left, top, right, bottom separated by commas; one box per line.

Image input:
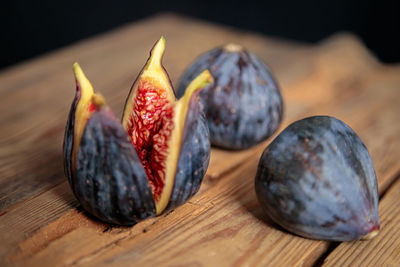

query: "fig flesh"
left=177, top=44, right=283, bottom=150
left=255, top=116, right=380, bottom=241
left=63, top=37, right=213, bottom=225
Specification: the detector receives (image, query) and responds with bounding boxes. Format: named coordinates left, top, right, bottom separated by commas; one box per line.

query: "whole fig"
left=63, top=37, right=213, bottom=225
left=255, top=116, right=380, bottom=241
left=177, top=44, right=283, bottom=150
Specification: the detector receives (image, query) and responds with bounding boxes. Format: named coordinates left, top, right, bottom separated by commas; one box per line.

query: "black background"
left=2, top=0, right=399, bottom=70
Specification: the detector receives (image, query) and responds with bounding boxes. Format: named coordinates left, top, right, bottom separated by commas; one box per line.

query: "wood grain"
left=1, top=13, right=400, bottom=267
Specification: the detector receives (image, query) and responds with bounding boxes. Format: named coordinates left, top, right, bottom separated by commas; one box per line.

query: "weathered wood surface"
left=0, top=13, right=399, bottom=266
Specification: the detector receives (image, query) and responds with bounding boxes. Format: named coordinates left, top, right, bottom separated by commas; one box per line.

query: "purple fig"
left=177, top=44, right=283, bottom=149
left=255, top=116, right=380, bottom=241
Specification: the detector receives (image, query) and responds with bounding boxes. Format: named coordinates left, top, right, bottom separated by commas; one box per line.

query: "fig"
left=255, top=116, right=380, bottom=241
left=63, top=37, right=213, bottom=225
left=177, top=44, right=283, bottom=150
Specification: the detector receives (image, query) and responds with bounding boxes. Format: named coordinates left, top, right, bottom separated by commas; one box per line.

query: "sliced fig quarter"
left=63, top=37, right=213, bottom=225
left=122, top=36, right=213, bottom=214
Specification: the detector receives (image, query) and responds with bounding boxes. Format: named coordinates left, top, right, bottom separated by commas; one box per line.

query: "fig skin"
left=177, top=44, right=283, bottom=150
left=255, top=116, right=380, bottom=241
left=75, top=108, right=156, bottom=225
left=63, top=87, right=77, bottom=190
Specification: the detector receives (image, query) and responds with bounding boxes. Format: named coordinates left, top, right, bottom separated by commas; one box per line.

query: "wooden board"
left=1, top=13, right=399, bottom=266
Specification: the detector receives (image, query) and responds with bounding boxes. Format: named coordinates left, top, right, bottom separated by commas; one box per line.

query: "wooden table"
left=1, top=13, right=400, bottom=266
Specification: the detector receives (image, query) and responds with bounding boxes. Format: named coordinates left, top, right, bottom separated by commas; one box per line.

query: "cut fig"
left=63, top=37, right=213, bottom=225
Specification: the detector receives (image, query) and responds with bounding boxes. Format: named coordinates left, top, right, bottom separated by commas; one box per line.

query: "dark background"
left=2, top=0, right=399, bottom=70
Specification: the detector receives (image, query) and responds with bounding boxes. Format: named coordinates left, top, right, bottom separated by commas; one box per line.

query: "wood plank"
left=322, top=175, right=400, bottom=266
left=0, top=182, right=78, bottom=262
left=1, top=13, right=400, bottom=267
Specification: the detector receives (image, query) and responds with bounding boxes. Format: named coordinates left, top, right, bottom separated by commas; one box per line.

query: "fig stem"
left=361, top=228, right=380, bottom=240
left=224, top=43, right=243, bottom=52
left=92, top=93, right=106, bottom=108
